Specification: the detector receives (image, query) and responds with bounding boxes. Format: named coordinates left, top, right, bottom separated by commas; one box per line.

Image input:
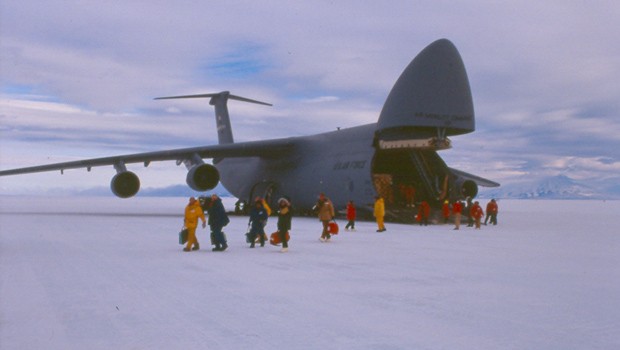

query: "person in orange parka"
left=452, top=200, right=463, bottom=230
left=471, top=201, right=484, bottom=229
left=345, top=200, right=356, bottom=230
left=183, top=197, right=206, bottom=252
left=316, top=193, right=336, bottom=241
left=484, top=199, right=498, bottom=225
left=442, top=200, right=451, bottom=223
left=418, top=200, right=431, bottom=226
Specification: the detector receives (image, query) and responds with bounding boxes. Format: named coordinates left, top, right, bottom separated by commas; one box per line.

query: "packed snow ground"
left=1, top=197, right=619, bottom=350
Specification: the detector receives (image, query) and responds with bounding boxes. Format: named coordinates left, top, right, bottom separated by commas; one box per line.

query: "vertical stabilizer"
left=155, top=91, right=272, bottom=145
left=210, top=92, right=235, bottom=144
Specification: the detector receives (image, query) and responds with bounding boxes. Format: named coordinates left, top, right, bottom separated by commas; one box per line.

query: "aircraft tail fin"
left=155, top=91, right=272, bottom=145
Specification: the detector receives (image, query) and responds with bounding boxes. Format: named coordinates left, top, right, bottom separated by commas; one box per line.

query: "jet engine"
left=452, top=176, right=478, bottom=200
left=111, top=171, right=140, bottom=198
left=186, top=163, right=220, bottom=192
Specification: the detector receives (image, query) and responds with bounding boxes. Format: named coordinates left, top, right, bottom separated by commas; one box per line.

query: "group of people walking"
left=371, top=195, right=499, bottom=231
left=343, top=195, right=499, bottom=233
left=246, top=197, right=292, bottom=252
left=450, top=197, right=498, bottom=230
left=182, top=193, right=499, bottom=253
left=182, top=194, right=230, bottom=252
left=183, top=194, right=292, bottom=253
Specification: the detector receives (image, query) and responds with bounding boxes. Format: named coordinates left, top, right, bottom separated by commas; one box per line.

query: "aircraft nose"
left=376, top=38, right=475, bottom=144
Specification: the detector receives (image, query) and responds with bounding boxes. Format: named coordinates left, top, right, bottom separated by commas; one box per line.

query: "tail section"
left=155, top=91, right=272, bottom=144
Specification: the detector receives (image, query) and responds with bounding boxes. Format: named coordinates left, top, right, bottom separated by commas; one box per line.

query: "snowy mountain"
left=73, top=183, right=232, bottom=198
left=479, top=175, right=619, bottom=200
left=137, top=183, right=232, bottom=198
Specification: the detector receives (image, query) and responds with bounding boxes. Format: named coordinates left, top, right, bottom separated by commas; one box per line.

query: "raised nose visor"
left=376, top=39, right=475, bottom=150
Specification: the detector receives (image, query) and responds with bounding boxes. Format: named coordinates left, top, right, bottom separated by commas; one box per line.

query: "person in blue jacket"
left=248, top=199, right=268, bottom=248
left=207, top=194, right=230, bottom=251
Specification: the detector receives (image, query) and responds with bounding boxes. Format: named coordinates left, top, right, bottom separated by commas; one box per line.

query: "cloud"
left=544, top=156, right=620, bottom=179
left=299, top=96, right=340, bottom=104
left=1, top=1, right=620, bottom=194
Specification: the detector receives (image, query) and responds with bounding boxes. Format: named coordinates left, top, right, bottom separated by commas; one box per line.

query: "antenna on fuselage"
left=155, top=91, right=272, bottom=145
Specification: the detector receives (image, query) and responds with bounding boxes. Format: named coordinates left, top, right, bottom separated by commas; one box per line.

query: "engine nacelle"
left=186, top=163, right=220, bottom=191
left=111, top=171, right=140, bottom=198
left=452, top=177, right=478, bottom=200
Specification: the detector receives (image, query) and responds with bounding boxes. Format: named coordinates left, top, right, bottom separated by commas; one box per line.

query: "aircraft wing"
left=0, top=138, right=295, bottom=176
left=449, top=167, right=500, bottom=187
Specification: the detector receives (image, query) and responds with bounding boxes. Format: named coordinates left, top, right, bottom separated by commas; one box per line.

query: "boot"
left=192, top=243, right=200, bottom=251
left=220, top=242, right=228, bottom=251
left=212, top=244, right=221, bottom=252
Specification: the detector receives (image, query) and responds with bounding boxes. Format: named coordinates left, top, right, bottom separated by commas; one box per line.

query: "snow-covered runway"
left=1, top=197, right=618, bottom=349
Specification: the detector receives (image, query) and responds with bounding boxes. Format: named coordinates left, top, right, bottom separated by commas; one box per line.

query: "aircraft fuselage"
left=217, top=124, right=377, bottom=214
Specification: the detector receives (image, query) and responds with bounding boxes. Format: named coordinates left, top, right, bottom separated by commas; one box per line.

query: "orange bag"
left=270, top=231, right=290, bottom=246
left=328, top=221, right=339, bottom=234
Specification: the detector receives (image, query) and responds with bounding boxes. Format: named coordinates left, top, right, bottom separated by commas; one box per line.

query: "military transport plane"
left=0, top=39, right=498, bottom=220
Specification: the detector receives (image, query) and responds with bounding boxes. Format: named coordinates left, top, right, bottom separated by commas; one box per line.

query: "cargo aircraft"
left=0, top=39, right=499, bottom=220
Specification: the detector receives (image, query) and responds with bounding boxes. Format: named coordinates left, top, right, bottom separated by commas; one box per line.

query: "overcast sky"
left=1, top=1, right=619, bottom=194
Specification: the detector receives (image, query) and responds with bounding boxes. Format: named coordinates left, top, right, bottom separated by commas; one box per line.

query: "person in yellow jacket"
left=374, top=196, right=386, bottom=232
left=260, top=197, right=272, bottom=216
left=183, top=197, right=206, bottom=252
left=257, top=197, right=272, bottom=243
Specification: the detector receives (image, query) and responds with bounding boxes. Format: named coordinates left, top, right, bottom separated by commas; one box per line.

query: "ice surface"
left=1, top=197, right=619, bottom=349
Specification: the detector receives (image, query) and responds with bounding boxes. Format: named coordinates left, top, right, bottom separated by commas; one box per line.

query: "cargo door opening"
left=371, top=149, right=450, bottom=221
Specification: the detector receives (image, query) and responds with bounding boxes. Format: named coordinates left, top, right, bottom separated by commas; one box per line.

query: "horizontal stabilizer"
left=154, top=92, right=272, bottom=106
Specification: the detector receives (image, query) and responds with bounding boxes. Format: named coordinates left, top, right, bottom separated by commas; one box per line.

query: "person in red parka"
left=399, top=184, right=416, bottom=207
left=452, top=200, right=463, bottom=230
left=345, top=200, right=356, bottom=230
left=484, top=199, right=498, bottom=225
left=442, top=200, right=450, bottom=223
left=418, top=200, right=431, bottom=226
left=471, top=201, right=484, bottom=229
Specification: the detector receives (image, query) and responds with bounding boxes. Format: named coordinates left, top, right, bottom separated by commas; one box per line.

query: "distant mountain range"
left=75, top=183, right=232, bottom=198
left=478, top=175, right=620, bottom=200
left=114, top=175, right=620, bottom=200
